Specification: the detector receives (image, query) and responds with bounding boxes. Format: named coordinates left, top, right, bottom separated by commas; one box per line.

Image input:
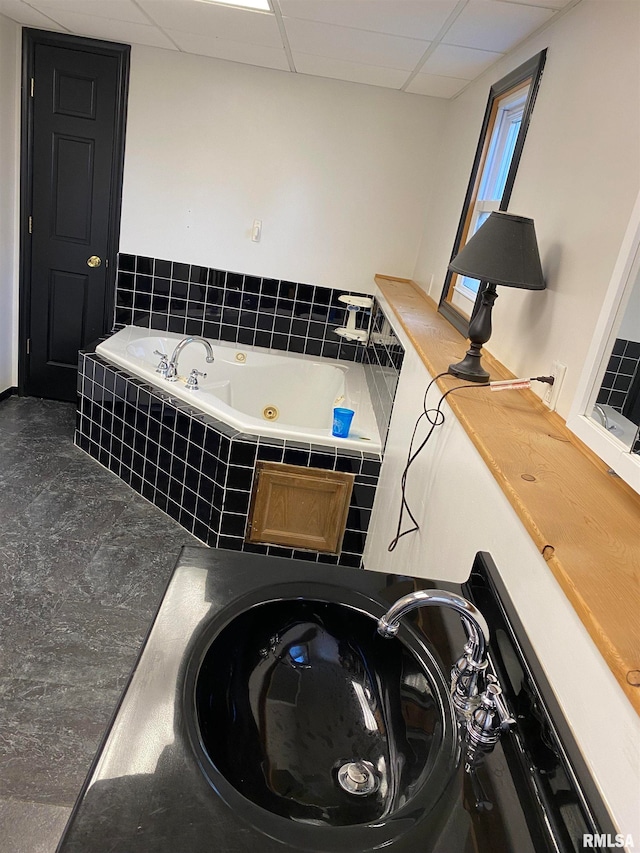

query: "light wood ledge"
left=376, top=275, right=640, bottom=715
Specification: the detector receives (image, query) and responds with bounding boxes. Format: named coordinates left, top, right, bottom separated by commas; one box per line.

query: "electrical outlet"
left=544, top=361, right=567, bottom=410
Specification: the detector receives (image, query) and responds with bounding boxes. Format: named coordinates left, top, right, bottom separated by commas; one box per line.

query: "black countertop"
left=56, top=547, right=614, bottom=853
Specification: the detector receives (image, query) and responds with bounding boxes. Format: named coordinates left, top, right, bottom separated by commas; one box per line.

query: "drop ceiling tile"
left=167, top=30, right=290, bottom=70
left=405, top=72, right=468, bottom=99
left=500, top=0, right=572, bottom=8
left=279, top=0, right=460, bottom=41
left=293, top=52, right=408, bottom=89
left=283, top=17, right=429, bottom=71
left=421, top=43, right=502, bottom=80
left=37, top=10, right=178, bottom=49
left=138, top=1, right=282, bottom=47
left=443, top=0, right=555, bottom=53
left=0, top=0, right=66, bottom=29
left=30, top=0, right=149, bottom=25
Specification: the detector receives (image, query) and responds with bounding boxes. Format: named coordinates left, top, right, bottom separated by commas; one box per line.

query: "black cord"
left=386, top=374, right=555, bottom=551
left=387, top=372, right=446, bottom=551
left=387, top=376, right=490, bottom=552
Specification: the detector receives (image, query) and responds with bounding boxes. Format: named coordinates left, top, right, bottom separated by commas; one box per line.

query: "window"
left=439, top=51, right=547, bottom=335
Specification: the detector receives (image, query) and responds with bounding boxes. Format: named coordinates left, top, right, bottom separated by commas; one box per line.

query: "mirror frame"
left=567, top=189, right=640, bottom=494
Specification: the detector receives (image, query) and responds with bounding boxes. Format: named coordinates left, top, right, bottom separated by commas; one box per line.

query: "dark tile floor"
left=0, top=395, right=199, bottom=852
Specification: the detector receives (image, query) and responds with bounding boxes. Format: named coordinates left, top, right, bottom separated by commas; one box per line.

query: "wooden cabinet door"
left=247, top=462, right=354, bottom=554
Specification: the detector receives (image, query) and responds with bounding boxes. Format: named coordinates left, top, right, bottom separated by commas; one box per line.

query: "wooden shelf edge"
left=375, top=275, right=640, bottom=714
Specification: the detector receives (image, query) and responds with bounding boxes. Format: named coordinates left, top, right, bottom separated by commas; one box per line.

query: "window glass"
left=439, top=51, right=547, bottom=335
left=457, top=87, right=527, bottom=299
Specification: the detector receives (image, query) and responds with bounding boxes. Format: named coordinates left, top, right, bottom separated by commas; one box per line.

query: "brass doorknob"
left=87, top=255, right=102, bottom=268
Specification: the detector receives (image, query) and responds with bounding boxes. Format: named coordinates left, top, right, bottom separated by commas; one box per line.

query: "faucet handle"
left=154, top=350, right=169, bottom=376
left=467, top=692, right=501, bottom=747
left=486, top=675, right=516, bottom=730
left=451, top=650, right=488, bottom=717
left=466, top=675, right=516, bottom=747
left=185, top=368, right=206, bottom=390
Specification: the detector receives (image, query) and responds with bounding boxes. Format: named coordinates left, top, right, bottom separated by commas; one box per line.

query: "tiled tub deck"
left=76, top=352, right=381, bottom=566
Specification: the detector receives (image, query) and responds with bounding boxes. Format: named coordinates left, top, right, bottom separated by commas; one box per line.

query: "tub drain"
left=263, top=405, right=279, bottom=421
left=337, top=761, right=379, bottom=796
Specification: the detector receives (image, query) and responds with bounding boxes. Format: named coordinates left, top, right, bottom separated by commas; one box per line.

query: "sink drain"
left=263, top=405, right=279, bottom=421
left=337, top=761, right=379, bottom=796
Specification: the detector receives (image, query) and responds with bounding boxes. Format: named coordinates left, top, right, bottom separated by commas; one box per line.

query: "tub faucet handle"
left=154, top=350, right=169, bottom=378
left=185, top=368, right=206, bottom=391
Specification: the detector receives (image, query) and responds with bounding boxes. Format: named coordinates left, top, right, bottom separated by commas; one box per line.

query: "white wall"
left=363, top=309, right=640, bottom=843
left=0, top=13, right=19, bottom=393
left=413, top=0, right=640, bottom=418
left=8, top=3, right=639, bottom=388
left=119, top=45, right=446, bottom=293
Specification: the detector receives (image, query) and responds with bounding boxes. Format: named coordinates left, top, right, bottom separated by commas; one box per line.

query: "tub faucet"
left=377, top=589, right=515, bottom=744
left=593, top=404, right=610, bottom=429
left=166, top=336, right=214, bottom=381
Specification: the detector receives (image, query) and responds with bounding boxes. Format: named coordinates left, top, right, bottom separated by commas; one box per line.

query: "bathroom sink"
left=58, top=551, right=615, bottom=853
left=185, top=589, right=459, bottom=849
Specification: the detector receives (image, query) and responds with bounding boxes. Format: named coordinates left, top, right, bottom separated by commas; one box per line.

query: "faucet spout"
left=593, top=404, right=610, bottom=429
left=378, top=589, right=491, bottom=717
left=378, top=589, right=489, bottom=665
left=166, top=336, right=214, bottom=381
left=378, top=587, right=515, bottom=747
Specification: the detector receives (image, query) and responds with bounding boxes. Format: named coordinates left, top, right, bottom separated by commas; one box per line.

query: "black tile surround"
left=114, top=254, right=404, bottom=445
left=596, top=337, right=640, bottom=412
left=364, top=303, right=405, bottom=443
left=596, top=337, right=640, bottom=452
left=75, top=254, right=406, bottom=563
left=76, top=351, right=381, bottom=566
left=115, top=254, right=366, bottom=363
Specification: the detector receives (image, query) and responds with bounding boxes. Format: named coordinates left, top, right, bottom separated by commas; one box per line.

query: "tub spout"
left=593, top=404, right=609, bottom=429
left=166, top=336, right=214, bottom=381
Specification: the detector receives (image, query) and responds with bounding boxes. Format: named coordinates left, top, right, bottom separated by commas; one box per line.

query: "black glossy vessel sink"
left=57, top=551, right=618, bottom=853
left=186, top=590, right=459, bottom=849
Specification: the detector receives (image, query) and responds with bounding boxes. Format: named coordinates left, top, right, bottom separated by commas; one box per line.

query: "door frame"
left=19, top=28, right=130, bottom=396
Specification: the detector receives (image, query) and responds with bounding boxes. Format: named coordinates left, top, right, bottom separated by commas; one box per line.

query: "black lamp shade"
left=449, top=212, right=545, bottom=290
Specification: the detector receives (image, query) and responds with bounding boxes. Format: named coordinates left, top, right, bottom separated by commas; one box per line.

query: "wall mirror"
left=567, top=191, right=640, bottom=494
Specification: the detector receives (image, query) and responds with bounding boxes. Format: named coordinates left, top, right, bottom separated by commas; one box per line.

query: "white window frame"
left=567, top=189, right=640, bottom=495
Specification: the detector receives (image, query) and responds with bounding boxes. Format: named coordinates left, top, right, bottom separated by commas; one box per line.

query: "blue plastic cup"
left=332, top=407, right=355, bottom=438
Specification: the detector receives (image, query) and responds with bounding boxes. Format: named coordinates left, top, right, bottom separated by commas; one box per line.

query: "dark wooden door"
left=22, top=31, right=129, bottom=402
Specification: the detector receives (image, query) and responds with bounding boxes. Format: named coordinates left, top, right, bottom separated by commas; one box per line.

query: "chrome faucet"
left=593, top=404, right=610, bottom=430
left=166, top=336, right=214, bottom=381
left=377, top=589, right=515, bottom=745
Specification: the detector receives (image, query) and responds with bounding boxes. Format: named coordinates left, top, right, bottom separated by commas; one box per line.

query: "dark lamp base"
left=448, top=352, right=490, bottom=383
left=448, top=281, right=496, bottom=383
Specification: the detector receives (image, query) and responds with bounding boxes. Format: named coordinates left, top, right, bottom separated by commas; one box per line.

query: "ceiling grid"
left=0, top=0, right=581, bottom=98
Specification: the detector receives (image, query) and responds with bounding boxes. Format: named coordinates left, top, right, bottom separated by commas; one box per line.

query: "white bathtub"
left=95, top=326, right=381, bottom=452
